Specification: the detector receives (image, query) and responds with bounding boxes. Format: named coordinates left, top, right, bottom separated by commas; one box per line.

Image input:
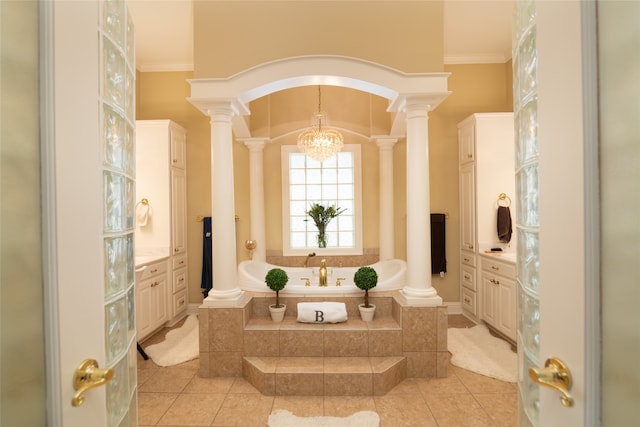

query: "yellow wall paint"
left=137, top=66, right=512, bottom=305
left=193, top=1, right=444, bottom=78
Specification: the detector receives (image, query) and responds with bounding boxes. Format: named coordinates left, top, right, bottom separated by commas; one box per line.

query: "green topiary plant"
left=265, top=268, right=288, bottom=308
left=353, top=266, right=378, bottom=308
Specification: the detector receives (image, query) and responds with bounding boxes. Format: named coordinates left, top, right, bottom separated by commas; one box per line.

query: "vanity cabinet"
left=136, top=120, right=188, bottom=326
left=136, top=259, right=169, bottom=340
left=480, top=256, right=516, bottom=342
left=457, top=113, right=515, bottom=322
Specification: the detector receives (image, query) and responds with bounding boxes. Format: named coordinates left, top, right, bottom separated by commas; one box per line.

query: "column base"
left=399, top=286, right=443, bottom=306
left=202, top=287, right=247, bottom=307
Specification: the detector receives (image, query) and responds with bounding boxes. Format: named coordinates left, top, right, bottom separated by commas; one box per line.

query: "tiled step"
left=242, top=356, right=406, bottom=396
left=243, top=316, right=403, bottom=358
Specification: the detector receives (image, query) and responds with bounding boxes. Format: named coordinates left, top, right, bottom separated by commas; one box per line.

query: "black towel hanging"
left=200, top=217, right=213, bottom=297
left=497, top=206, right=512, bottom=243
left=430, top=213, right=447, bottom=275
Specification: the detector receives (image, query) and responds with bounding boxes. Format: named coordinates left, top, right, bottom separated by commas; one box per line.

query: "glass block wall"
left=513, top=0, right=540, bottom=426
left=100, top=0, right=137, bottom=425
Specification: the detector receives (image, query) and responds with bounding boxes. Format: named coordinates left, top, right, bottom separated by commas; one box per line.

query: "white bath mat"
left=267, top=410, right=379, bottom=427
left=143, top=314, right=199, bottom=367
left=447, top=324, right=517, bottom=383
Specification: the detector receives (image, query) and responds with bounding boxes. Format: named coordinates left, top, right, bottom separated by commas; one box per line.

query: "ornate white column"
left=242, top=138, right=268, bottom=262
left=203, top=102, right=244, bottom=306
left=401, top=97, right=442, bottom=306
left=373, top=137, right=397, bottom=261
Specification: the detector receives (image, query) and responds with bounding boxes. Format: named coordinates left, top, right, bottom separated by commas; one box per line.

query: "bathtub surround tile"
left=197, top=307, right=209, bottom=353
left=324, top=329, right=369, bottom=356
left=371, top=356, right=406, bottom=395
left=276, top=356, right=324, bottom=374
left=324, top=372, right=373, bottom=395
left=243, top=329, right=279, bottom=356
left=209, top=308, right=244, bottom=352
left=279, top=329, right=324, bottom=356
left=243, top=357, right=276, bottom=395
left=437, top=305, right=449, bottom=351
left=277, top=372, right=324, bottom=395
left=199, top=294, right=447, bottom=382
left=402, top=306, right=438, bottom=352
left=368, top=328, right=402, bottom=356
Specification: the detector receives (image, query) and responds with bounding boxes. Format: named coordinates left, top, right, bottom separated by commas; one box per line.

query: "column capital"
left=189, top=98, right=250, bottom=118
left=371, top=136, right=398, bottom=151
left=240, top=137, right=270, bottom=151
left=401, top=92, right=450, bottom=117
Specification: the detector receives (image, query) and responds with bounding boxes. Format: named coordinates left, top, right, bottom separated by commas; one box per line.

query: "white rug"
left=268, top=410, right=379, bottom=427
left=144, top=314, right=199, bottom=367
left=447, top=324, right=517, bottom=383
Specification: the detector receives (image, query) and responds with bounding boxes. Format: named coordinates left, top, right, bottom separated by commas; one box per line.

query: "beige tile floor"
left=137, top=315, right=517, bottom=427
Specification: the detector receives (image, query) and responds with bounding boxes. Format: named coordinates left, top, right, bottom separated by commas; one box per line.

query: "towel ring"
left=497, top=193, right=512, bottom=207
left=136, top=198, right=149, bottom=207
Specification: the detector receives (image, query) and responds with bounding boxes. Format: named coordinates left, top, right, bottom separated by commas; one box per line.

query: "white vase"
left=358, top=304, right=376, bottom=322
left=269, top=304, right=286, bottom=322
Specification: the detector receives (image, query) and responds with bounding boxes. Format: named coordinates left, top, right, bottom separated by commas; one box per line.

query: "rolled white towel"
left=297, top=302, right=348, bottom=324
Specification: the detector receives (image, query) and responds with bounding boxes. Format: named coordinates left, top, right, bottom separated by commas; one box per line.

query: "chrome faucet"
left=303, top=252, right=316, bottom=268
left=319, top=259, right=328, bottom=287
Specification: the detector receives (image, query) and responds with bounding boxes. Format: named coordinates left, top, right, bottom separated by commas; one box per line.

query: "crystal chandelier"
left=297, top=86, right=344, bottom=162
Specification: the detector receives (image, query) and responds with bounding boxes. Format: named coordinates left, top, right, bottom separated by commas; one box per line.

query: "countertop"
left=135, top=247, right=170, bottom=267
left=480, top=251, right=516, bottom=264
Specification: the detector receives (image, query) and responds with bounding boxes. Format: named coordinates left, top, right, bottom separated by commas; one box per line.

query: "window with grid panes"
left=281, top=145, right=362, bottom=256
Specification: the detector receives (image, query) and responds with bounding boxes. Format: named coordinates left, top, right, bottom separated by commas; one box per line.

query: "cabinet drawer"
left=172, top=290, right=187, bottom=317
left=172, top=268, right=187, bottom=293
left=461, top=288, right=477, bottom=316
left=172, top=254, right=187, bottom=270
left=481, top=257, right=516, bottom=278
left=460, top=252, right=476, bottom=267
left=461, top=265, right=476, bottom=291
left=138, top=259, right=168, bottom=281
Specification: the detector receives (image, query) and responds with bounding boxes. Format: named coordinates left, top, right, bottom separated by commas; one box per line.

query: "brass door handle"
left=529, top=357, right=574, bottom=407
left=71, top=359, right=114, bottom=407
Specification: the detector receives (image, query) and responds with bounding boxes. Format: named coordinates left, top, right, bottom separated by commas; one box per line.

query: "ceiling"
left=127, top=0, right=514, bottom=73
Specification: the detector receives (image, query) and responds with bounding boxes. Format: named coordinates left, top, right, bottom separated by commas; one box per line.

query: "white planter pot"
left=269, top=304, right=286, bottom=322
left=358, top=304, right=376, bottom=322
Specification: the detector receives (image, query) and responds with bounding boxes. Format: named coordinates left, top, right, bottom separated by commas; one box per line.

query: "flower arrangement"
left=305, top=203, right=346, bottom=248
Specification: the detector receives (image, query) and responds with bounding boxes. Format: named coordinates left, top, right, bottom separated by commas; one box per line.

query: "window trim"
left=281, top=144, right=363, bottom=256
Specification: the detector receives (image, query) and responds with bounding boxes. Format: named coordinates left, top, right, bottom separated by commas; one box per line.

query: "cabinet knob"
left=464, top=297, right=471, bottom=303
left=491, top=265, right=500, bottom=271
left=468, top=244, right=474, bottom=249
left=490, top=278, right=500, bottom=285
left=467, top=154, right=473, bottom=158
left=464, top=274, right=471, bottom=280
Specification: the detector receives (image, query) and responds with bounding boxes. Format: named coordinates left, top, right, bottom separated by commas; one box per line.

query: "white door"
left=514, top=1, right=599, bottom=425
left=42, top=1, right=138, bottom=425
